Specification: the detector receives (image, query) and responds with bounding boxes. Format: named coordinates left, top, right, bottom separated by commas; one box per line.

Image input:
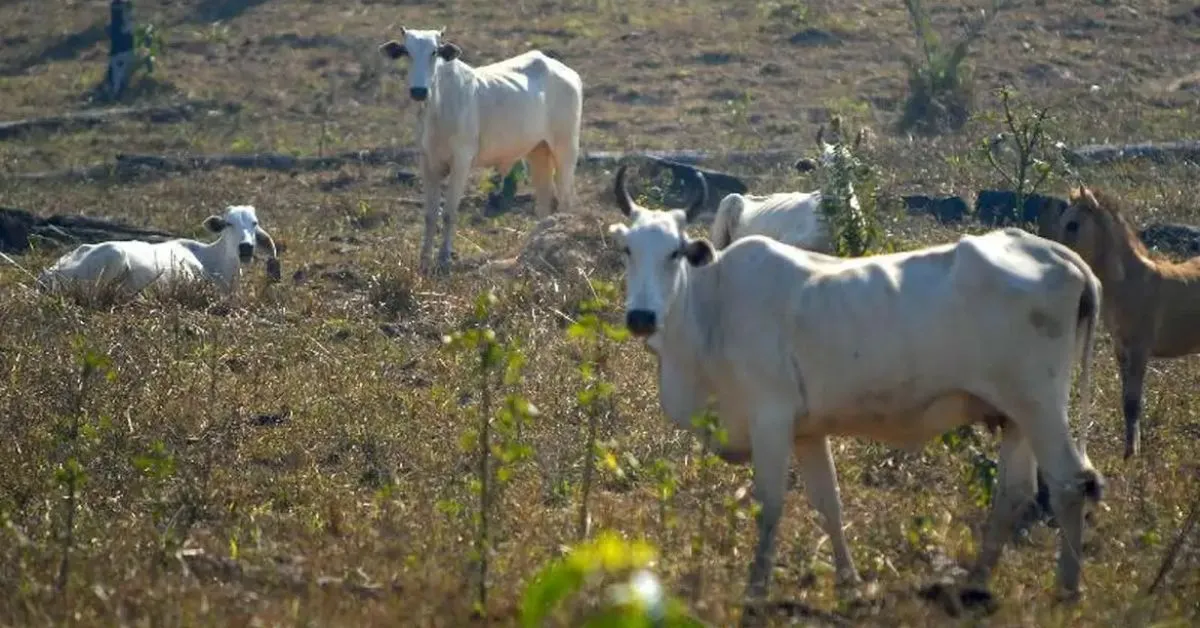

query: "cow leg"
left=419, top=160, right=444, bottom=275
left=969, top=422, right=1036, bottom=588
left=744, top=402, right=794, bottom=604
left=527, top=143, right=556, bottom=219
left=1116, top=344, right=1149, bottom=459
left=552, top=137, right=579, bottom=214
left=794, top=436, right=859, bottom=586
left=437, top=159, right=472, bottom=272
left=1011, top=398, right=1102, bottom=598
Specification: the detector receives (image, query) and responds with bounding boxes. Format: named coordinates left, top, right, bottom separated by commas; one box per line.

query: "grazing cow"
left=379, top=27, right=583, bottom=273
left=607, top=164, right=1104, bottom=605
left=38, top=205, right=279, bottom=297
left=707, top=125, right=867, bottom=253
left=1050, top=187, right=1200, bottom=459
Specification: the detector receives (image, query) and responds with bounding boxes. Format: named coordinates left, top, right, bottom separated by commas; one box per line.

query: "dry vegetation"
left=1, top=0, right=1199, bottom=625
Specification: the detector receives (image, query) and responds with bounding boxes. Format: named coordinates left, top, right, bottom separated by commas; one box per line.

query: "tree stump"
left=104, top=0, right=135, bottom=100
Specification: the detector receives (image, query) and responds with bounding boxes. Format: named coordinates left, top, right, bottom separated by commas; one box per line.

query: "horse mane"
left=1075, top=187, right=1151, bottom=259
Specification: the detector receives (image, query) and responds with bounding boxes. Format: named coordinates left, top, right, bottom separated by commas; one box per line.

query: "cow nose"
left=626, top=310, right=657, bottom=337
left=410, top=87, right=429, bottom=101
left=238, top=242, right=254, bottom=262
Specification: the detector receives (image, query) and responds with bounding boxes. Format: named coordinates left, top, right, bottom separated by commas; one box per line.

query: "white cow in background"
left=607, top=163, right=1104, bottom=606
left=379, top=27, right=583, bottom=274
left=38, top=205, right=280, bottom=297
left=709, top=125, right=869, bottom=253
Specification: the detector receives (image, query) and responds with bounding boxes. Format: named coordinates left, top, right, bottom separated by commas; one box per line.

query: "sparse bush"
left=975, top=86, right=1072, bottom=227
left=566, top=278, right=628, bottom=540
left=442, top=289, right=538, bottom=616
left=810, top=117, right=891, bottom=257
left=899, top=0, right=1012, bottom=135
left=54, top=337, right=114, bottom=602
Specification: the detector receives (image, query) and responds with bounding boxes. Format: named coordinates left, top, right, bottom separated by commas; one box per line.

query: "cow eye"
left=621, top=246, right=630, bottom=256
left=668, top=250, right=681, bottom=261
left=1064, top=221, right=1079, bottom=235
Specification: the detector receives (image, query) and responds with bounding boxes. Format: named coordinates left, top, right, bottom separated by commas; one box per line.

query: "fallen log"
left=1065, top=140, right=1200, bottom=166
left=1, top=206, right=183, bottom=254
left=0, top=99, right=241, bottom=141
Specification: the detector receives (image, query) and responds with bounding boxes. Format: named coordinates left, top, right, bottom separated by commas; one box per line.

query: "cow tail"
left=1074, top=268, right=1100, bottom=467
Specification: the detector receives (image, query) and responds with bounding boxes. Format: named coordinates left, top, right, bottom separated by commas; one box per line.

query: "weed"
left=442, top=289, right=538, bottom=616
left=899, top=0, right=1012, bottom=134
left=567, top=278, right=628, bottom=539
left=975, top=85, right=1073, bottom=228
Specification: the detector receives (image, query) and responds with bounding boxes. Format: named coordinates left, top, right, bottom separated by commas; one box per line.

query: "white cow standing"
left=607, top=164, right=1104, bottom=607
left=379, top=27, right=583, bottom=274
left=38, top=205, right=280, bottom=297
left=709, top=126, right=868, bottom=253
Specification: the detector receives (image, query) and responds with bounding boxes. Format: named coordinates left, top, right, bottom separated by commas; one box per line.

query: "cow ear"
left=682, top=238, right=715, bottom=267
left=203, top=216, right=227, bottom=233
left=380, top=40, right=407, bottom=59
left=438, top=42, right=461, bottom=61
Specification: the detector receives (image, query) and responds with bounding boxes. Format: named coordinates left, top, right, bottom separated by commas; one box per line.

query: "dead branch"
left=0, top=100, right=241, bottom=141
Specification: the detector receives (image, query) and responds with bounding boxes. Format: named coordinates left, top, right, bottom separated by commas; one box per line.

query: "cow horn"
left=685, top=169, right=709, bottom=222
left=614, top=164, right=636, bottom=217
left=256, top=227, right=281, bottom=281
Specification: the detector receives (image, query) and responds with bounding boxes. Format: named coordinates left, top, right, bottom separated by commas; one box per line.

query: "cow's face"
left=203, top=205, right=277, bottom=267
left=379, top=27, right=462, bottom=102
left=608, top=165, right=713, bottom=339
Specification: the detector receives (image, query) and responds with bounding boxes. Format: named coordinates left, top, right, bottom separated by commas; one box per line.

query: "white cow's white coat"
left=608, top=165, right=1104, bottom=603
left=710, top=191, right=833, bottom=252
left=37, top=205, right=278, bottom=297
left=708, top=126, right=867, bottom=253
left=380, top=28, right=583, bottom=273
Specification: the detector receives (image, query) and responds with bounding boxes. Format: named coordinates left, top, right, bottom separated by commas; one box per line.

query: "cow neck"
left=417, top=60, right=471, bottom=146
left=653, top=259, right=712, bottom=364
left=184, top=231, right=240, bottom=293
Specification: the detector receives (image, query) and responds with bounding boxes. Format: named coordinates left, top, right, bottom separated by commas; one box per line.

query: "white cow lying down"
left=38, top=205, right=280, bottom=297
left=608, top=164, right=1104, bottom=605
left=709, top=125, right=868, bottom=252
left=379, top=27, right=583, bottom=274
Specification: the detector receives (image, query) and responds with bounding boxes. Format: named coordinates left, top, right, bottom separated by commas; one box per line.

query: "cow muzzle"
left=625, top=310, right=658, bottom=337
left=238, top=242, right=254, bottom=263
left=409, top=87, right=429, bottom=101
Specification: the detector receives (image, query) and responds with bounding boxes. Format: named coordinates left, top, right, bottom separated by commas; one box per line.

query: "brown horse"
left=1051, top=186, right=1200, bottom=458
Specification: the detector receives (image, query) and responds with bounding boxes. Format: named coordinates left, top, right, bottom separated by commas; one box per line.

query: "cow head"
left=379, top=27, right=462, bottom=102
left=794, top=124, right=870, bottom=174
left=607, top=164, right=712, bottom=339
left=203, top=205, right=279, bottom=275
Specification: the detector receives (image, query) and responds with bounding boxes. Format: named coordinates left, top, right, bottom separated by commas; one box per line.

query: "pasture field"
left=1, top=0, right=1199, bottom=625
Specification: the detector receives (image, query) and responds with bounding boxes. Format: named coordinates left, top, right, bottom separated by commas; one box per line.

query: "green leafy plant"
left=976, top=86, right=1072, bottom=230
left=566, top=278, right=628, bottom=540
left=55, top=337, right=115, bottom=601
left=134, top=23, right=165, bottom=77
left=939, top=426, right=998, bottom=509
left=811, top=117, right=890, bottom=257
left=482, top=161, right=530, bottom=205
left=520, top=532, right=704, bottom=627
left=443, top=289, right=538, bottom=615
left=648, top=459, right=679, bottom=542
left=688, top=410, right=726, bottom=575
left=899, top=0, right=1012, bottom=134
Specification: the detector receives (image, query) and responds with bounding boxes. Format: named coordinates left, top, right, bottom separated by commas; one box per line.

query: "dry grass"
left=1, top=0, right=1199, bottom=626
